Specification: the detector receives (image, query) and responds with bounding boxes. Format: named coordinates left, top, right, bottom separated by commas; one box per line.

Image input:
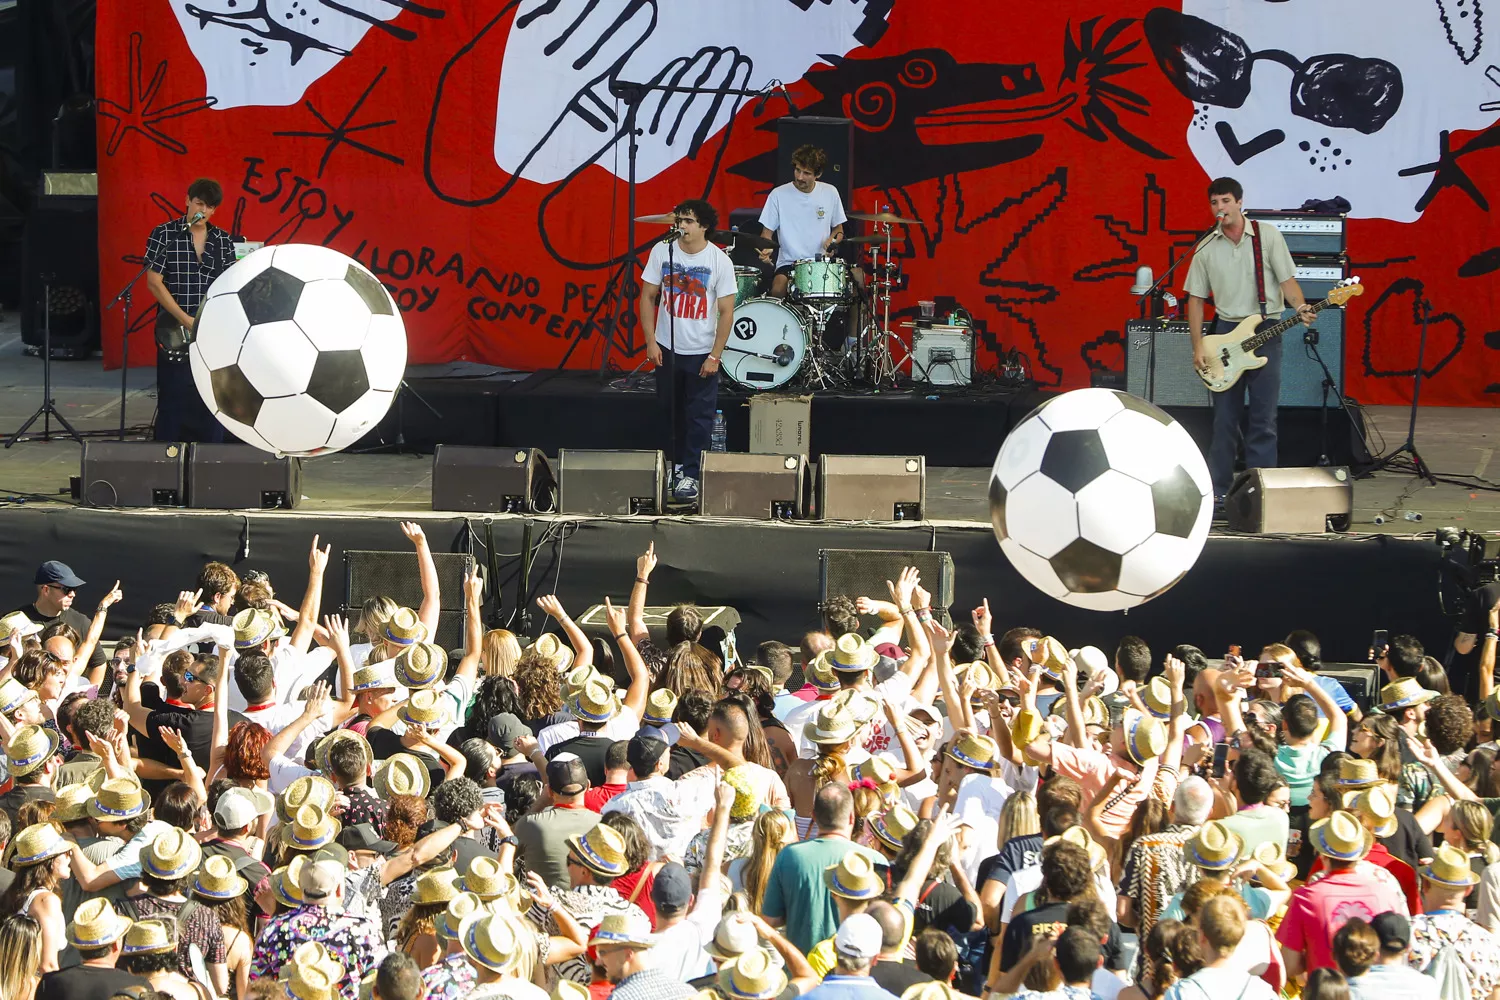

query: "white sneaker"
left=673, top=476, right=699, bottom=502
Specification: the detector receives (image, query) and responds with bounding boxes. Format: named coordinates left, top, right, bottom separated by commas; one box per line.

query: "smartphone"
left=1226, top=644, right=1241, bottom=659
left=1254, top=660, right=1282, bottom=679
left=1371, top=629, right=1390, bottom=660
left=1211, top=742, right=1230, bottom=778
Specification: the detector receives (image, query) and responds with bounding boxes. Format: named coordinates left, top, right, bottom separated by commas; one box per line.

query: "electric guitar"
left=1196, top=278, right=1364, bottom=392
left=154, top=310, right=195, bottom=355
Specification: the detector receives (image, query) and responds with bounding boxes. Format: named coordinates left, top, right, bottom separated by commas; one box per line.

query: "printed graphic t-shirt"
left=643, top=240, right=737, bottom=355
left=759, top=181, right=848, bottom=267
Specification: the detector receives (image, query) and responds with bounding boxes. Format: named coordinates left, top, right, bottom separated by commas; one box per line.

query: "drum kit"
left=636, top=210, right=922, bottom=391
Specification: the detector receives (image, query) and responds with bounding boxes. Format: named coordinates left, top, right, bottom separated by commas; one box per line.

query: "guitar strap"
left=1249, top=220, right=1268, bottom=319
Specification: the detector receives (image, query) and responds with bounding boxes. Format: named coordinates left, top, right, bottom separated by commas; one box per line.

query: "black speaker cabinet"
left=577, top=604, right=742, bottom=647
left=187, top=443, right=300, bottom=509
left=22, top=190, right=100, bottom=358
left=344, top=549, right=472, bottom=651
left=79, top=441, right=186, bottom=508
left=1226, top=466, right=1352, bottom=534
left=1317, top=663, right=1383, bottom=714
left=432, top=446, right=555, bottom=514
left=557, top=450, right=664, bottom=516
left=700, top=452, right=809, bottom=520
left=820, top=549, right=956, bottom=630
left=776, top=116, right=855, bottom=218
left=818, top=455, right=924, bottom=521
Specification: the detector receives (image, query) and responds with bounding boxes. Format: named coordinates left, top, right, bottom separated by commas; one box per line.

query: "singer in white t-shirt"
left=640, top=199, right=738, bottom=505
left=759, top=144, right=847, bottom=299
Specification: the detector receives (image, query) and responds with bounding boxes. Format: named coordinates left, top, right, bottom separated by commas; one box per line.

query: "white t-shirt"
left=537, top=705, right=641, bottom=754
left=759, top=180, right=848, bottom=267
left=642, top=240, right=737, bottom=355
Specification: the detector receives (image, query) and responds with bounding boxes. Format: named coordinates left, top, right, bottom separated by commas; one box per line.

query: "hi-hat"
left=840, top=233, right=894, bottom=245
left=849, top=210, right=919, bottom=225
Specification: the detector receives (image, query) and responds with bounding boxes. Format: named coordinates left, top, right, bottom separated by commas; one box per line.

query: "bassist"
left=144, top=178, right=236, bottom=442
left=1185, top=176, right=1316, bottom=505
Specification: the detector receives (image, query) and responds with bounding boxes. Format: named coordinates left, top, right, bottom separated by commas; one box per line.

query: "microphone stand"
left=103, top=259, right=154, bottom=441
left=1133, top=216, right=1223, bottom=403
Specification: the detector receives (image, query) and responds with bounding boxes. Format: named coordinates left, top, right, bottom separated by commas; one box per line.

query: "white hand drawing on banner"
left=493, top=0, right=885, bottom=184
left=1146, top=1, right=1498, bottom=222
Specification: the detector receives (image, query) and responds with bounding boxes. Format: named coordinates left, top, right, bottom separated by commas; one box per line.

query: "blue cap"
left=34, top=561, right=84, bottom=589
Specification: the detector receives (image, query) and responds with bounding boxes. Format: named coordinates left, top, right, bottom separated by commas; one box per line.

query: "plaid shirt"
left=144, top=219, right=236, bottom=321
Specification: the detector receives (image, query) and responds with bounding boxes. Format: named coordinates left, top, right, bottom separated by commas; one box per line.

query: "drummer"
left=759, top=144, right=848, bottom=300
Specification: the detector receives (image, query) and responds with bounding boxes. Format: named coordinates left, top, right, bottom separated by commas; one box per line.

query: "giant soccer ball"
left=190, top=244, right=406, bottom=457
left=989, top=388, right=1212, bottom=611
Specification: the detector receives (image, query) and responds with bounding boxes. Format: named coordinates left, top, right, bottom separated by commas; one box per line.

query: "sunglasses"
left=45, top=584, right=76, bottom=595
left=184, top=670, right=199, bottom=684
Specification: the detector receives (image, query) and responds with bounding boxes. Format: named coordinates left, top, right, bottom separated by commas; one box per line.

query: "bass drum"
left=723, top=297, right=810, bottom=391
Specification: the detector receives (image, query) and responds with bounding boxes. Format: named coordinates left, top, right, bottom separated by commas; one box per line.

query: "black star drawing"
left=272, top=67, right=404, bottom=178
left=1072, top=173, right=1204, bottom=284
left=96, top=33, right=218, bottom=156
left=1399, top=125, right=1500, bottom=212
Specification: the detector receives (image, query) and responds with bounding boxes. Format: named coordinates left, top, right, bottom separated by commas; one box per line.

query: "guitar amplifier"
left=1124, top=320, right=1209, bottom=406
left=1245, top=210, right=1346, bottom=255
left=1226, top=466, right=1353, bottom=533
left=557, top=450, right=664, bottom=515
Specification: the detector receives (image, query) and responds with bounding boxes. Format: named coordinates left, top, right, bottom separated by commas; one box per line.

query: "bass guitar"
left=1197, top=278, right=1363, bottom=393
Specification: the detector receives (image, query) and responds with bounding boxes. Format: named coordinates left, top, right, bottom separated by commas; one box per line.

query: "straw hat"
left=705, top=912, right=763, bottom=961
left=1421, top=843, right=1481, bottom=887
left=870, top=804, right=921, bottom=850
left=947, top=732, right=1000, bottom=771
left=850, top=755, right=896, bottom=792
left=804, top=652, right=841, bottom=693
left=233, top=607, right=283, bottom=649
left=1250, top=840, right=1298, bottom=883
left=273, top=856, right=309, bottom=908
left=373, top=753, right=431, bottom=799
left=1309, top=809, right=1373, bottom=861
left=437, top=891, right=484, bottom=942
left=493, top=872, right=532, bottom=916
left=351, top=661, right=397, bottom=692
left=642, top=689, right=678, bottom=727
left=902, top=983, right=963, bottom=1000
left=1185, top=821, right=1244, bottom=871
left=531, top=633, right=574, bottom=670
left=805, top=704, right=858, bottom=746
left=1336, top=757, right=1382, bottom=789
left=562, top=665, right=601, bottom=697
left=1378, top=677, right=1438, bottom=713
left=314, top=729, right=372, bottom=776
left=1143, top=677, right=1172, bottom=719
left=143, top=828, right=203, bottom=880
left=818, top=633, right=879, bottom=674
left=121, top=917, right=176, bottom=955
left=67, top=897, right=133, bottom=949
left=88, top=776, right=149, bottom=820
left=1343, top=784, right=1399, bottom=838
left=283, top=945, right=345, bottom=1000
left=0, top=678, right=38, bottom=717
left=1081, top=695, right=1109, bottom=731
left=463, top=855, right=509, bottom=901
left=413, top=867, right=461, bottom=905
left=397, top=688, right=452, bottom=729
left=719, top=947, right=789, bottom=1000
left=283, top=804, right=341, bottom=850
left=588, top=912, right=655, bottom=949
left=957, top=661, right=998, bottom=692
left=278, top=774, right=337, bottom=822
left=1044, top=825, right=1108, bottom=873
left=1123, top=709, right=1167, bottom=766
left=1030, top=636, right=1072, bottom=680
left=824, top=852, right=885, bottom=900
left=569, top=679, right=620, bottom=724
left=722, top=766, right=760, bottom=821
left=10, top=822, right=69, bottom=867
left=53, top=782, right=93, bottom=824
left=554, top=983, right=592, bottom=1000
left=383, top=607, right=424, bottom=646
left=195, top=854, right=249, bottom=900
left=6, top=724, right=59, bottom=776
left=0, top=612, right=41, bottom=643
left=461, top=911, right=523, bottom=971
left=394, top=642, right=447, bottom=689
left=565, top=823, right=629, bottom=878
left=830, top=688, right=880, bottom=726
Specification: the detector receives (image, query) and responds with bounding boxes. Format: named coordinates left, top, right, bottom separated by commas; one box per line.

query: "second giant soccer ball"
left=989, top=388, right=1212, bottom=611
left=190, top=244, right=407, bottom=457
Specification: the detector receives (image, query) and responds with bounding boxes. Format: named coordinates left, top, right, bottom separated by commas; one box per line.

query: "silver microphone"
left=183, top=211, right=205, bottom=230
left=661, top=230, right=683, bottom=244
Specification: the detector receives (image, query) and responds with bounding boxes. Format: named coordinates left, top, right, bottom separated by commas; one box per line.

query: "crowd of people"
left=0, top=527, right=1498, bottom=1000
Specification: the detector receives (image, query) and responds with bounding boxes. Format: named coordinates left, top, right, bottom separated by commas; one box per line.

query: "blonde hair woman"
left=481, top=629, right=523, bottom=678
left=981, top=791, right=1039, bottom=930
left=0, top=915, right=41, bottom=1000
left=1442, top=800, right=1500, bottom=875
left=736, top=810, right=796, bottom=913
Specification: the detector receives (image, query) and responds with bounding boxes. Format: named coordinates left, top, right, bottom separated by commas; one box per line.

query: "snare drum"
left=791, top=256, right=849, bottom=302
left=733, top=266, right=762, bottom=306
left=723, top=297, right=811, bottom=391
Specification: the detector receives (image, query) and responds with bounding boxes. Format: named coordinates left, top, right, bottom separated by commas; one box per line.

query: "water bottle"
left=711, top=410, right=727, bottom=452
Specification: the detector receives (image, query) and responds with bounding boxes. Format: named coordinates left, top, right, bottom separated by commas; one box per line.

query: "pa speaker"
left=21, top=194, right=100, bottom=358
left=79, top=442, right=185, bottom=508
left=818, top=455, right=924, bottom=521
left=820, top=549, right=956, bottom=630
left=776, top=116, right=855, bottom=216
left=557, top=450, right=664, bottom=515
left=700, top=452, right=809, bottom=519
left=432, top=446, right=555, bottom=514
left=187, top=444, right=300, bottom=509
left=344, top=549, right=472, bottom=651
left=1317, top=662, right=1383, bottom=714
left=1226, top=466, right=1352, bottom=534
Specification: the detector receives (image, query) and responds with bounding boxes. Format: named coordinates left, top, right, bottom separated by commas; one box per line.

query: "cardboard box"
left=748, top=393, right=811, bottom=455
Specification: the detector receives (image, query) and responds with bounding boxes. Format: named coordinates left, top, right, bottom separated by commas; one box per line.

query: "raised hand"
left=399, top=522, right=427, bottom=548
left=972, top=597, right=993, bottom=634
left=308, top=534, right=331, bottom=574
left=174, top=589, right=203, bottom=622
left=302, top=681, right=331, bottom=720
left=1163, top=654, right=1185, bottom=692
left=636, top=542, right=658, bottom=581
left=854, top=596, right=880, bottom=616
left=1279, top=661, right=1315, bottom=690
left=604, top=597, right=626, bottom=635
left=893, top=566, right=920, bottom=609
left=464, top=566, right=484, bottom=604
left=158, top=726, right=191, bottom=760
left=324, top=614, right=350, bottom=650
left=912, top=581, right=932, bottom=612
left=536, top=594, right=567, bottom=621
left=715, top=781, right=736, bottom=814
left=525, top=871, right=557, bottom=911
left=98, top=581, right=124, bottom=613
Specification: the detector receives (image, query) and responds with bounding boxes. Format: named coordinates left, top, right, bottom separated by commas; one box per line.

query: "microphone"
left=183, top=211, right=205, bottom=230
left=661, top=230, right=682, bottom=244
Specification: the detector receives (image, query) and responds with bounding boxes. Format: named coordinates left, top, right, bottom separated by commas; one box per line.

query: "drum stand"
left=799, top=303, right=850, bottom=390
left=860, top=227, right=912, bottom=386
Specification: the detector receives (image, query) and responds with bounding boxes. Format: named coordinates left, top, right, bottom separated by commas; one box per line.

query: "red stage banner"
left=95, top=1, right=1500, bottom=406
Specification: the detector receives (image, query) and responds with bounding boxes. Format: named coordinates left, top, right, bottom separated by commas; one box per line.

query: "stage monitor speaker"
left=432, top=445, right=555, bottom=514
left=187, top=443, right=300, bottom=509
left=818, top=455, right=924, bottom=521
left=700, top=452, right=809, bottom=519
left=344, top=549, right=472, bottom=652
left=577, top=604, right=742, bottom=648
left=79, top=442, right=186, bottom=508
left=820, top=549, right=956, bottom=630
left=557, top=450, right=664, bottom=515
left=776, top=116, right=855, bottom=215
left=1317, top=662, right=1383, bottom=714
left=1226, top=466, right=1352, bottom=534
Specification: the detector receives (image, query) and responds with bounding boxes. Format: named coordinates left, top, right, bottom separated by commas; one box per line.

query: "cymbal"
left=849, top=210, right=920, bottom=225
left=710, top=229, right=777, bottom=251
left=634, top=212, right=677, bottom=224
left=839, top=233, right=893, bottom=245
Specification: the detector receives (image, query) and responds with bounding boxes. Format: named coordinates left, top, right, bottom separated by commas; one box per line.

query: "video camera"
left=1436, top=527, right=1500, bottom=625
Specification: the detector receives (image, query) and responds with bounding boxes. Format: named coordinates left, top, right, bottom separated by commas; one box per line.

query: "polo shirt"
left=1276, top=868, right=1406, bottom=970
left=1183, top=220, right=1297, bottom=320
left=761, top=836, right=887, bottom=955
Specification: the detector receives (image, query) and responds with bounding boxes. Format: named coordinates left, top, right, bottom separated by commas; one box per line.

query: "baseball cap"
left=339, top=823, right=398, bottom=856
left=650, top=862, right=693, bottom=910
left=488, top=713, right=530, bottom=756
left=627, top=735, right=668, bottom=777
left=833, top=913, right=882, bottom=960
left=1371, top=911, right=1412, bottom=952
left=213, top=786, right=275, bottom=831
left=299, top=858, right=344, bottom=903
left=34, top=561, right=84, bottom=589
left=547, top=755, right=588, bottom=795
left=638, top=723, right=679, bottom=747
